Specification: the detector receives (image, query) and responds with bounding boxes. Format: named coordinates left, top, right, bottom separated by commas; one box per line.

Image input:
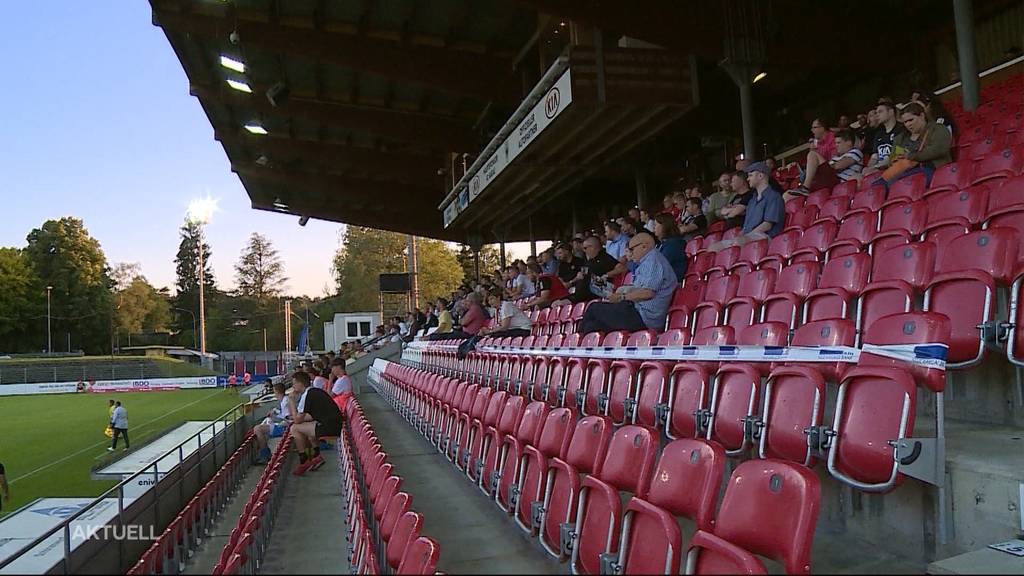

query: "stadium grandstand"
left=3, top=0, right=1023, bottom=574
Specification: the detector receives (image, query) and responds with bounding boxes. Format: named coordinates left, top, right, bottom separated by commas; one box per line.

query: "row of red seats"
left=212, top=428, right=292, bottom=575
left=374, top=360, right=823, bottom=574
left=126, top=432, right=256, bottom=575
left=415, top=306, right=945, bottom=488
left=673, top=225, right=1017, bottom=370
left=339, top=397, right=441, bottom=574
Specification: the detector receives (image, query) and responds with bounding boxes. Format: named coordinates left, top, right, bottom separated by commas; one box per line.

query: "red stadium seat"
left=724, top=269, right=777, bottom=333
left=790, top=219, right=838, bottom=262
left=666, top=305, right=692, bottom=330
left=883, top=172, right=926, bottom=206
left=632, top=361, right=668, bottom=429
left=495, top=401, right=547, bottom=512
left=685, top=460, right=820, bottom=575
left=804, top=253, right=871, bottom=322
left=737, top=321, right=789, bottom=375
left=600, top=330, right=630, bottom=348
left=788, top=318, right=857, bottom=382
left=515, top=408, right=574, bottom=533
left=657, top=328, right=691, bottom=347
left=857, top=242, right=937, bottom=342
left=731, top=239, right=770, bottom=273
left=850, top=183, right=887, bottom=213
left=478, top=395, right=525, bottom=494
left=858, top=312, right=950, bottom=393
left=826, top=211, right=878, bottom=258
left=582, top=358, right=611, bottom=416
left=815, top=195, right=850, bottom=223
left=757, top=230, right=802, bottom=272
left=877, top=199, right=928, bottom=237
left=971, top=148, right=1023, bottom=186
left=831, top=179, right=858, bottom=198
left=926, top=186, right=990, bottom=227
left=570, top=426, right=658, bottom=574
left=604, top=360, right=637, bottom=425
left=691, top=325, right=736, bottom=347
left=396, top=536, right=440, bottom=575
left=707, top=363, right=761, bottom=456
left=925, top=161, right=971, bottom=196
left=985, top=174, right=1024, bottom=217
left=759, top=366, right=826, bottom=467
left=760, top=261, right=820, bottom=328
left=615, top=439, right=725, bottom=575
left=665, top=363, right=711, bottom=440
left=539, top=415, right=613, bottom=559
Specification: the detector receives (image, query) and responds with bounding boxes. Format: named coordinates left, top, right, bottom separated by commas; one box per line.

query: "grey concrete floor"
left=358, top=390, right=564, bottom=575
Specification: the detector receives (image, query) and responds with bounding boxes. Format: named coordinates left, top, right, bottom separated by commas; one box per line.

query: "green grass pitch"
left=0, top=388, right=247, bottom=517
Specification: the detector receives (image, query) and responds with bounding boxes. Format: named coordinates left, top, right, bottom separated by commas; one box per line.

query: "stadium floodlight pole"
left=172, top=307, right=198, bottom=349
left=187, top=196, right=217, bottom=364
left=45, top=286, right=53, bottom=354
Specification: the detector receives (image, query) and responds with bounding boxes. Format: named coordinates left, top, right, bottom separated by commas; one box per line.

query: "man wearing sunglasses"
left=579, top=231, right=677, bottom=333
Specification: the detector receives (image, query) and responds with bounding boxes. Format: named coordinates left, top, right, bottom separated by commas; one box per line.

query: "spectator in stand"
left=311, top=365, right=330, bottom=392
left=604, top=220, right=628, bottom=263
left=864, top=97, right=907, bottom=176
left=558, top=235, right=628, bottom=305
left=628, top=206, right=642, bottom=225
left=708, top=162, right=785, bottom=251
left=837, top=115, right=851, bottom=129
left=640, top=207, right=657, bottom=233
left=538, top=249, right=559, bottom=276
left=0, top=461, right=8, bottom=513
left=654, top=213, right=688, bottom=281
left=329, top=358, right=352, bottom=402
left=523, top=263, right=566, bottom=309
left=876, top=102, right=952, bottom=188
left=784, top=129, right=863, bottom=200
left=254, top=382, right=290, bottom=464
left=914, top=91, right=957, bottom=137
left=424, top=304, right=438, bottom=329
left=788, top=117, right=837, bottom=196
left=662, top=193, right=681, bottom=219
left=402, top=311, right=422, bottom=343
left=671, top=191, right=689, bottom=225
left=289, top=370, right=343, bottom=476
left=704, top=172, right=734, bottom=224
left=618, top=217, right=639, bottom=238
left=719, top=170, right=753, bottom=228
left=555, top=242, right=586, bottom=284
left=580, top=231, right=678, bottom=333
left=735, top=155, right=751, bottom=171
left=435, top=297, right=452, bottom=334
left=571, top=234, right=587, bottom=259
left=678, top=198, right=708, bottom=243
left=480, top=289, right=533, bottom=338
left=509, top=261, right=536, bottom=299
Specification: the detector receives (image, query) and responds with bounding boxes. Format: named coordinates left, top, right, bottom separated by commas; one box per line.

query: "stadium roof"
left=151, top=0, right=1016, bottom=243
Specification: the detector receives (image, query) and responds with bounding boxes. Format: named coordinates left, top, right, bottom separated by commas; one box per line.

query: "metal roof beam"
left=153, top=7, right=518, bottom=103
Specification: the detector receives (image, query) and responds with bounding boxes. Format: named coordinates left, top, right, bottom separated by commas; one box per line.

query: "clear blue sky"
left=0, top=2, right=536, bottom=297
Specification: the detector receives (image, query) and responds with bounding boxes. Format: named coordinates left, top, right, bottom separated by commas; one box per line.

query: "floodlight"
left=219, top=55, right=246, bottom=74
left=226, top=78, right=252, bottom=93
left=244, top=123, right=268, bottom=135
left=187, top=196, right=219, bottom=225
left=753, top=72, right=767, bottom=84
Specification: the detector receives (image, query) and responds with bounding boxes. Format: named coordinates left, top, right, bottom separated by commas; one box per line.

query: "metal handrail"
left=0, top=400, right=251, bottom=573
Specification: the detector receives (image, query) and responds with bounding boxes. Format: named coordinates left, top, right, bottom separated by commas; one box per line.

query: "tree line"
left=0, top=218, right=467, bottom=355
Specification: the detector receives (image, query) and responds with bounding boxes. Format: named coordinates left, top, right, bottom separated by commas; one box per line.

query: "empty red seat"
left=515, top=407, right=574, bottom=533
left=600, top=330, right=630, bottom=348
left=830, top=179, right=858, bottom=198
left=849, top=183, right=886, bottom=213
left=857, top=242, right=936, bottom=341
left=632, top=361, right=669, bottom=429
left=759, top=366, right=826, bottom=466
left=582, top=358, right=611, bottom=416
left=760, top=261, right=820, bottom=328
left=562, top=357, right=587, bottom=412
left=815, top=195, right=850, bottom=223
left=877, top=199, right=928, bottom=237
left=788, top=318, right=857, bottom=382
left=396, top=536, right=440, bottom=575
left=478, top=395, right=525, bottom=494
left=724, top=269, right=777, bottom=333
left=539, top=415, right=613, bottom=559
left=731, top=239, right=770, bottom=272
left=790, top=219, right=838, bottom=262
left=665, top=363, right=711, bottom=440
left=672, top=280, right=706, bottom=311
left=786, top=205, right=819, bottom=231
left=657, top=327, right=690, bottom=347
left=924, top=228, right=1018, bottom=367
left=385, top=511, right=424, bottom=572
left=570, top=426, right=658, bottom=574
left=883, top=172, right=926, bottom=205
left=707, top=363, right=761, bottom=456
left=692, top=275, right=740, bottom=330
left=615, top=439, right=726, bottom=575
left=858, top=311, right=950, bottom=394
left=925, top=161, right=971, bottom=196
left=706, top=246, right=740, bottom=277
left=496, top=401, right=548, bottom=513
left=686, top=460, right=820, bottom=575
left=985, top=174, right=1024, bottom=217
left=826, top=211, right=878, bottom=258
left=603, top=360, right=637, bottom=425
left=691, top=325, right=736, bottom=347
left=756, top=230, right=802, bottom=271
left=666, top=305, right=692, bottom=330
left=926, top=185, right=990, bottom=227
left=803, top=253, right=871, bottom=322
left=737, top=321, right=789, bottom=376
left=972, top=148, right=1023, bottom=185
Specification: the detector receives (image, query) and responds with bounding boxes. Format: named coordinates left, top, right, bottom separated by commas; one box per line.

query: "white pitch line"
left=10, top=389, right=227, bottom=484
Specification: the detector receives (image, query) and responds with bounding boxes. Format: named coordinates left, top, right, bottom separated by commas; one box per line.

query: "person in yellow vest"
left=104, top=399, right=115, bottom=438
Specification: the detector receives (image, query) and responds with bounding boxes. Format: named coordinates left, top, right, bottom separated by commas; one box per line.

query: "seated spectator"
left=857, top=108, right=878, bottom=151
left=864, top=97, right=907, bottom=176
left=678, top=198, right=707, bottom=242
left=254, top=382, right=290, bottom=464
left=876, top=102, right=952, bottom=188
left=571, top=234, right=586, bottom=259
left=424, top=304, right=439, bottom=329
left=671, top=191, right=688, bottom=225
left=785, top=129, right=863, bottom=200
left=654, top=214, right=688, bottom=281
left=914, top=91, right=957, bottom=137
left=289, top=370, right=343, bottom=476
left=558, top=234, right=628, bottom=305
left=618, top=217, right=640, bottom=238
left=554, top=242, right=585, bottom=284
left=479, top=289, right=533, bottom=338
left=628, top=206, right=642, bottom=224
left=639, top=207, right=656, bottom=233
left=735, top=155, right=751, bottom=171
left=523, top=262, right=568, bottom=309
left=427, top=293, right=484, bottom=340
left=708, top=162, right=785, bottom=251
left=662, top=193, right=681, bottom=219
left=580, top=231, right=678, bottom=333
left=704, top=173, right=734, bottom=224
left=787, top=117, right=838, bottom=196
left=720, top=170, right=753, bottom=228
left=604, top=220, right=628, bottom=263
left=538, top=248, right=559, bottom=276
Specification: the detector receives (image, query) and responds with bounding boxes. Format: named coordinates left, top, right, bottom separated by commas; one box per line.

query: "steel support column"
left=953, top=0, right=980, bottom=111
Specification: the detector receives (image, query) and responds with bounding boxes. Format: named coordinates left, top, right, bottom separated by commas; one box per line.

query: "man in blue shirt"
left=107, top=401, right=129, bottom=452
left=604, top=221, right=628, bottom=263
left=580, top=231, right=678, bottom=333
left=709, top=161, right=785, bottom=251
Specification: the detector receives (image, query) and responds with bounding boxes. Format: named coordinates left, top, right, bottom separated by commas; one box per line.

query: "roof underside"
left=151, top=0, right=1014, bottom=242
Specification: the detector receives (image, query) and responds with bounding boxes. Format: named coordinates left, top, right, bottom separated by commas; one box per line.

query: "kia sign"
left=544, top=87, right=560, bottom=118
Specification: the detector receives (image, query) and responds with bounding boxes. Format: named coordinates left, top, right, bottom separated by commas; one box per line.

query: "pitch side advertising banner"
left=0, top=376, right=218, bottom=396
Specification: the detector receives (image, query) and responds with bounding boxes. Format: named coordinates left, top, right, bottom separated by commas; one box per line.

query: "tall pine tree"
left=173, top=219, right=217, bottom=343
left=234, top=232, right=286, bottom=301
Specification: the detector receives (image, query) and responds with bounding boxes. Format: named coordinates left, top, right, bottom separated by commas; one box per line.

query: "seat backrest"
left=601, top=330, right=630, bottom=347
left=666, top=306, right=691, bottom=330
left=561, top=333, right=579, bottom=348
left=672, top=281, right=706, bottom=309
left=737, top=238, right=769, bottom=265
left=708, top=364, right=761, bottom=452
left=707, top=460, right=821, bottom=575
left=737, top=321, right=789, bottom=347
left=483, top=390, right=507, bottom=426
left=667, top=363, right=710, bottom=439
left=879, top=199, right=928, bottom=235
left=691, top=325, right=736, bottom=346
left=795, top=219, right=837, bottom=252
left=656, top=328, right=690, bottom=347
left=817, top=195, right=850, bottom=222
left=704, top=274, right=740, bottom=303
left=396, top=536, right=440, bottom=575
left=713, top=246, right=740, bottom=270
left=850, top=183, right=886, bottom=212
left=973, top=147, right=1023, bottom=183
left=646, top=438, right=725, bottom=531
left=536, top=407, right=575, bottom=458
left=580, top=332, right=603, bottom=347
left=548, top=333, right=566, bottom=348
left=379, top=491, right=410, bottom=546
left=735, top=269, right=776, bottom=300
left=626, top=329, right=657, bottom=347
left=818, top=253, right=870, bottom=292
left=859, top=311, right=951, bottom=392
left=887, top=171, right=926, bottom=203
left=497, top=395, right=525, bottom=435
left=934, top=227, right=1018, bottom=283
left=761, top=366, right=826, bottom=466
left=598, top=426, right=657, bottom=495
left=774, top=261, right=820, bottom=297
left=871, top=241, right=936, bottom=288
left=830, top=179, right=858, bottom=198
left=515, top=401, right=549, bottom=445
left=765, top=230, right=801, bottom=259
left=789, top=319, right=857, bottom=381
left=835, top=211, right=877, bottom=244
left=387, top=511, right=424, bottom=570
left=987, top=174, right=1024, bottom=214
left=634, top=361, right=669, bottom=428
left=564, top=416, right=613, bottom=475
left=926, top=186, right=990, bottom=226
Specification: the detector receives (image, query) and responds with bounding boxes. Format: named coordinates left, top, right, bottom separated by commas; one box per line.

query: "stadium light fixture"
left=272, top=197, right=289, bottom=211
left=219, top=54, right=246, bottom=74
left=753, top=71, right=767, bottom=84
left=187, top=195, right=218, bottom=225
left=226, top=78, right=253, bottom=93
left=244, top=122, right=268, bottom=135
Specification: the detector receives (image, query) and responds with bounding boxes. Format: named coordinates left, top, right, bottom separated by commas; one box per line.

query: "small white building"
left=324, top=312, right=380, bottom=351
